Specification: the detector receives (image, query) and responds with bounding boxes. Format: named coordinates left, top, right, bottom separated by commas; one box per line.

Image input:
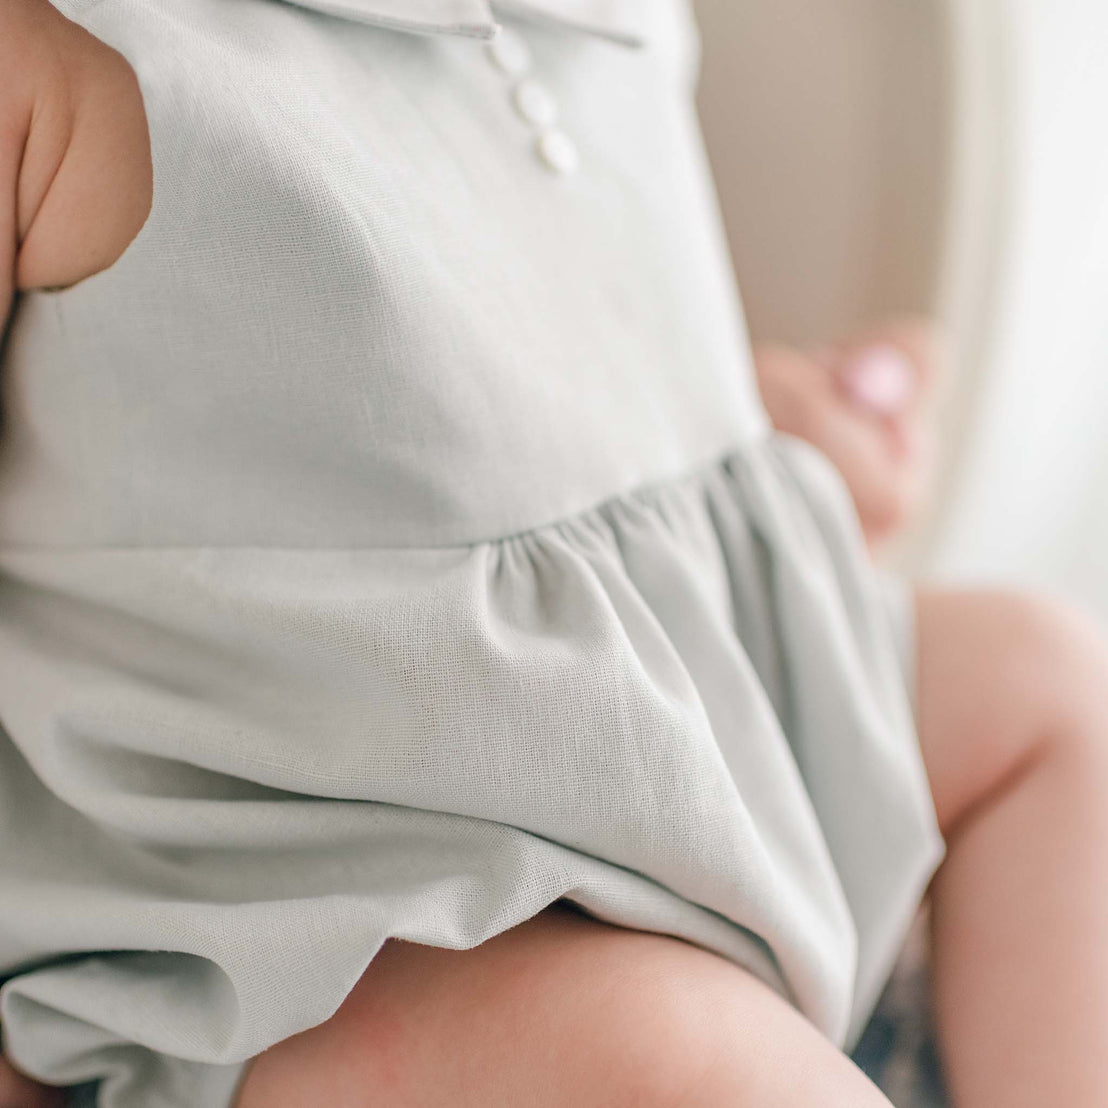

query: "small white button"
left=513, top=80, right=559, bottom=129
left=536, top=129, right=579, bottom=175
left=486, top=27, right=531, bottom=77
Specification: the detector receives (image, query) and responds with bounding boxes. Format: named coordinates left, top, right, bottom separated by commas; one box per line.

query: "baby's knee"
left=984, top=591, right=1108, bottom=737
left=917, top=587, right=1108, bottom=827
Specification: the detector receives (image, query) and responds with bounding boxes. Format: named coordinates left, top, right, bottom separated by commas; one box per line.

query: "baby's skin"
left=4, top=1, right=1108, bottom=1105
left=753, top=319, right=941, bottom=551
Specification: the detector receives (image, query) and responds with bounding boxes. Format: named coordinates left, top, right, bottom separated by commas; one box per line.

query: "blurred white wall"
left=693, top=0, right=953, bottom=346
left=695, top=0, right=1108, bottom=622
left=927, top=0, right=1108, bottom=623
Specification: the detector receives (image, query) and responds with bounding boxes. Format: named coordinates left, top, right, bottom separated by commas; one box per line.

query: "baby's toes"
left=833, top=319, right=945, bottom=476
left=837, top=343, right=917, bottom=418
left=833, top=315, right=946, bottom=420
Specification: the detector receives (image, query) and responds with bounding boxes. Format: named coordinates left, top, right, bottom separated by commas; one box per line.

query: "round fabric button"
left=513, top=80, right=559, bottom=129
left=486, top=26, right=531, bottom=77
left=536, top=129, right=580, bottom=176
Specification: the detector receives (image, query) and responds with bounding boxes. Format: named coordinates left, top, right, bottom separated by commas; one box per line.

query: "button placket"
left=484, top=25, right=579, bottom=177
left=486, top=25, right=531, bottom=76
left=536, top=129, right=579, bottom=174
left=513, top=79, right=558, bottom=128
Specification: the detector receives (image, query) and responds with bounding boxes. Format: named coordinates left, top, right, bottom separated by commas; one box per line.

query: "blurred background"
left=693, top=0, right=1108, bottom=624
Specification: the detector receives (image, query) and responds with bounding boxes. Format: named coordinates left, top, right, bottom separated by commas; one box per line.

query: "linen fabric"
left=0, top=0, right=944, bottom=1104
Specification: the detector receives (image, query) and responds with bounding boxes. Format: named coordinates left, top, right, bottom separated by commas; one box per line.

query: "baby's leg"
left=235, top=901, right=892, bottom=1107
left=916, top=588, right=1108, bottom=1105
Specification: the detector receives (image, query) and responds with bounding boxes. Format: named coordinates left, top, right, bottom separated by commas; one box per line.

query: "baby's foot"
left=753, top=317, right=944, bottom=549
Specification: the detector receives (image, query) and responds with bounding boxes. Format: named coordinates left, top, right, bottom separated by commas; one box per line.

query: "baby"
left=2, top=1, right=1107, bottom=1106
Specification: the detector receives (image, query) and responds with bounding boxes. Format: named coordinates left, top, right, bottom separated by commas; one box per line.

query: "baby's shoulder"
left=0, top=0, right=151, bottom=299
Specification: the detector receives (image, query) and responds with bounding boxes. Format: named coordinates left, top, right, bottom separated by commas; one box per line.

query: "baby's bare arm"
left=0, top=3, right=149, bottom=1099
left=0, top=0, right=151, bottom=318
left=0, top=9, right=28, bottom=325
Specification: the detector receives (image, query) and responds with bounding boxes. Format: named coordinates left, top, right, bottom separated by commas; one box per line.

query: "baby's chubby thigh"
left=912, top=586, right=1108, bottom=1106
left=234, top=901, right=892, bottom=1108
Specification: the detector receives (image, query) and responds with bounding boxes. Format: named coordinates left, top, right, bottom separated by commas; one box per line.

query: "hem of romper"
left=0, top=431, right=943, bottom=1107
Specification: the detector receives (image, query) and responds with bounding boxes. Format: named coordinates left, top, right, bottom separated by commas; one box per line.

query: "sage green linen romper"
left=0, top=0, right=944, bottom=1104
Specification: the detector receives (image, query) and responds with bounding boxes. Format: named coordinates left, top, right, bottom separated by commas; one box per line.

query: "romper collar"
left=274, top=0, right=646, bottom=47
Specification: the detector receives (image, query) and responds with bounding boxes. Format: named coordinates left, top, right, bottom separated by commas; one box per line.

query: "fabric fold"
left=0, top=435, right=942, bottom=1107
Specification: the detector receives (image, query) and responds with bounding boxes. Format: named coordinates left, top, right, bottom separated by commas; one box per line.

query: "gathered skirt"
left=0, top=431, right=943, bottom=1107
